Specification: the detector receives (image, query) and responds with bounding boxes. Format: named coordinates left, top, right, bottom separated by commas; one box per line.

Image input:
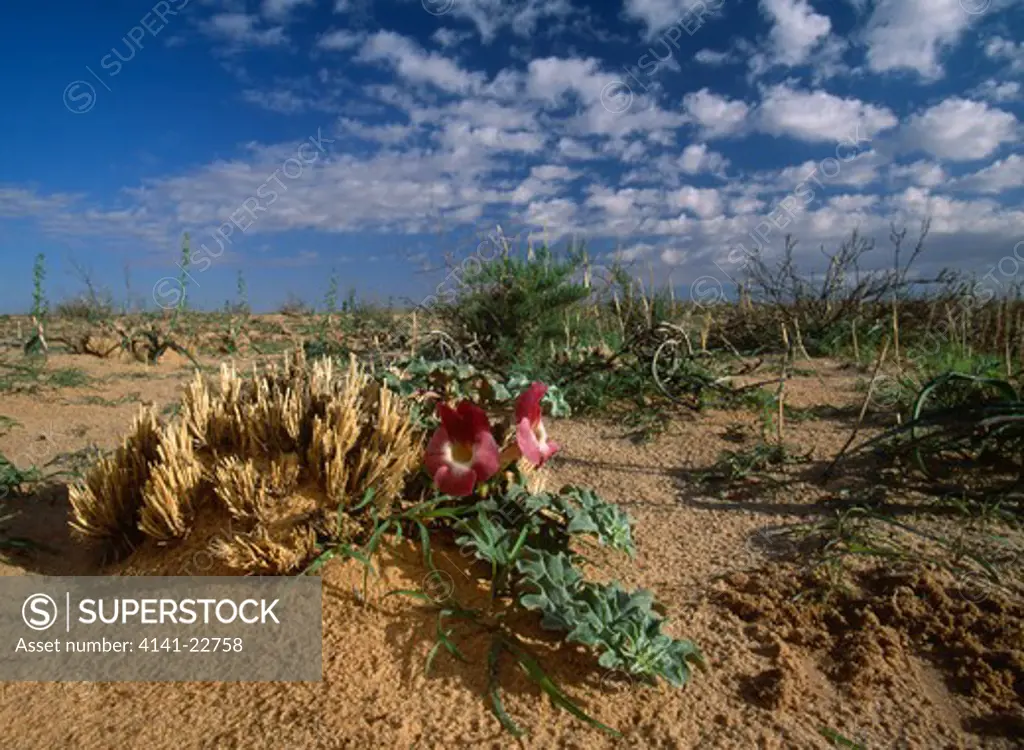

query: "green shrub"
left=438, top=244, right=591, bottom=365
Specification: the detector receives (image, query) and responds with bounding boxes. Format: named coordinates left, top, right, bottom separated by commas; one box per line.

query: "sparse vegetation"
left=1, top=223, right=1022, bottom=746
left=31, top=253, right=48, bottom=322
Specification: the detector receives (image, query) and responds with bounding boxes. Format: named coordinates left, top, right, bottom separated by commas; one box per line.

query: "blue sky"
left=1, top=0, right=1022, bottom=312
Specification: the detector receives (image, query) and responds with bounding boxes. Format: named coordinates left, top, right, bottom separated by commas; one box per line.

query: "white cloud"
left=759, top=0, right=832, bottom=66
left=0, top=188, right=82, bottom=217
left=888, top=187, right=1022, bottom=237
left=523, top=197, right=579, bottom=233
left=531, top=164, right=576, bottom=181
left=586, top=186, right=643, bottom=217
left=336, top=118, right=417, bottom=145
left=772, top=151, right=884, bottom=189
left=418, top=97, right=537, bottom=132
left=660, top=248, right=690, bottom=265
left=889, top=160, right=948, bottom=189
left=581, top=186, right=659, bottom=236
left=671, top=186, right=723, bottom=218
left=556, top=137, right=599, bottom=160
left=862, top=0, right=978, bottom=79
left=578, top=100, right=686, bottom=139
left=756, top=84, right=897, bottom=142
left=526, top=56, right=609, bottom=104
left=828, top=193, right=879, bottom=212
left=693, top=48, right=736, bottom=66
left=317, top=29, right=362, bottom=51
left=678, top=143, right=730, bottom=175
left=956, top=154, right=1024, bottom=194
left=356, top=32, right=483, bottom=94
left=972, top=79, right=1022, bottom=104
left=901, top=98, right=1019, bottom=161
left=682, top=88, right=750, bottom=138
left=261, top=0, right=314, bottom=21
left=438, top=122, right=547, bottom=154
left=623, top=0, right=723, bottom=38
left=612, top=243, right=656, bottom=263
left=419, top=0, right=576, bottom=44
left=984, top=36, right=1024, bottom=72
left=730, top=195, right=767, bottom=215
left=0, top=187, right=171, bottom=250
left=520, top=56, right=687, bottom=139
left=202, top=13, right=287, bottom=48
left=431, top=28, right=473, bottom=49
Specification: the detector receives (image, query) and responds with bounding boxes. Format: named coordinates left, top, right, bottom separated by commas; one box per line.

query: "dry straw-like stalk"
left=138, top=420, right=203, bottom=541
left=209, top=526, right=318, bottom=575
left=68, top=348, right=424, bottom=573
left=69, top=407, right=161, bottom=548
left=213, top=456, right=268, bottom=522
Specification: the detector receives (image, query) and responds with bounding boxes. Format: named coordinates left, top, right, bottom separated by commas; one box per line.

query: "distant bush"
left=55, top=293, right=116, bottom=321
left=279, top=293, right=313, bottom=317
left=437, top=244, right=591, bottom=365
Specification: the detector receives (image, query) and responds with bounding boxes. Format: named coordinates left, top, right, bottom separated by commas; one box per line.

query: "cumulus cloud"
left=201, top=13, right=287, bottom=48
left=889, top=161, right=948, bottom=189
left=671, top=185, right=724, bottom=218
left=862, top=0, right=980, bottom=79
left=683, top=88, right=750, bottom=138
left=759, top=0, right=832, bottom=66
left=984, top=36, right=1024, bottom=73
left=900, top=98, right=1019, bottom=161
left=623, top=0, right=723, bottom=37
left=6, top=0, right=1024, bottom=296
left=756, top=84, right=898, bottom=142
left=356, top=32, right=483, bottom=94
left=317, top=29, right=363, bottom=51
left=971, top=79, right=1022, bottom=104
left=412, top=0, right=577, bottom=44
left=678, top=143, right=730, bottom=175
left=261, top=0, right=314, bottom=21
left=955, top=154, right=1024, bottom=194
left=693, top=48, right=737, bottom=66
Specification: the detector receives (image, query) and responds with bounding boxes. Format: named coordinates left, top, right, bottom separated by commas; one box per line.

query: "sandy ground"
left=0, top=351, right=1021, bottom=749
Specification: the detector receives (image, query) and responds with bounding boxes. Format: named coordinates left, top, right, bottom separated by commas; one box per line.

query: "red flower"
left=425, top=401, right=500, bottom=496
left=515, top=382, right=560, bottom=466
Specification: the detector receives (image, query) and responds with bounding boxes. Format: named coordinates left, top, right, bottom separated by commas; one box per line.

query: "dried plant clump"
left=208, top=526, right=318, bottom=575
left=69, top=408, right=161, bottom=548
left=60, top=333, right=123, bottom=359
left=68, top=348, right=424, bottom=573
left=51, top=321, right=200, bottom=365
left=213, top=453, right=302, bottom=523
left=138, top=421, right=204, bottom=541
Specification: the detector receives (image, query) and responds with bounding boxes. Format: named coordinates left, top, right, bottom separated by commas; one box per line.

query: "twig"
left=823, top=337, right=891, bottom=479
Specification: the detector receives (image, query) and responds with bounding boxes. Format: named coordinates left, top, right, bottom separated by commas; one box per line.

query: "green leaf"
left=487, top=638, right=527, bottom=738
left=501, top=635, right=621, bottom=737
left=558, top=486, right=635, bottom=556
left=455, top=511, right=520, bottom=568
left=515, top=549, right=702, bottom=687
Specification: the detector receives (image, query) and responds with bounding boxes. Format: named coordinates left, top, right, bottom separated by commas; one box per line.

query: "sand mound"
left=714, top=564, right=1024, bottom=743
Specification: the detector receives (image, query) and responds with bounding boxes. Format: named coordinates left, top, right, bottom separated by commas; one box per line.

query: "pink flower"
left=425, top=401, right=500, bottom=496
left=515, top=382, right=560, bottom=467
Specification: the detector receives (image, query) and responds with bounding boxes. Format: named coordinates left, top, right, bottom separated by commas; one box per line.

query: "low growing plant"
left=377, top=357, right=570, bottom=429
left=0, top=451, right=43, bottom=554
left=311, top=380, right=703, bottom=736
